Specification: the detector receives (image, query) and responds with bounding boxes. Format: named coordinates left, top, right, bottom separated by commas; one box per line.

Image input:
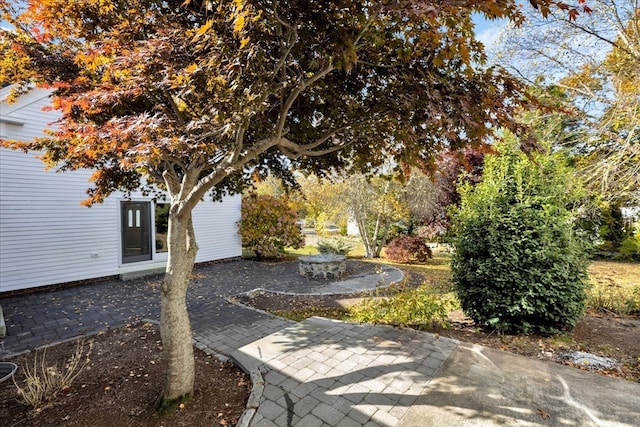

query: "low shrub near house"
left=384, top=235, right=432, bottom=264
left=239, top=194, right=304, bottom=258
left=349, top=284, right=453, bottom=328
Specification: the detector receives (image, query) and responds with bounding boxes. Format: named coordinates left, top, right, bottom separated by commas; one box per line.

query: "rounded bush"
left=385, top=235, right=433, bottom=264
left=450, top=138, right=589, bottom=335
left=238, top=194, right=304, bottom=258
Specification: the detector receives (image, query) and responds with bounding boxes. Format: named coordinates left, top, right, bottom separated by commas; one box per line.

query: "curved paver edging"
left=224, top=263, right=404, bottom=318
left=229, top=263, right=404, bottom=299
left=235, top=365, right=266, bottom=427
left=231, top=316, right=461, bottom=426
left=225, top=262, right=404, bottom=425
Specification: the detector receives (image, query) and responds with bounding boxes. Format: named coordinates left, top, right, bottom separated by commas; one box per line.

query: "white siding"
left=0, top=87, right=57, bottom=141
left=193, top=195, right=242, bottom=263
left=0, top=147, right=122, bottom=292
left=0, top=87, right=241, bottom=292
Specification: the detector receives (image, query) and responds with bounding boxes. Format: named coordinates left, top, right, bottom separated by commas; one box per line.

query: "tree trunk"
left=370, top=212, right=383, bottom=258
left=158, top=209, right=198, bottom=409
left=355, top=214, right=374, bottom=258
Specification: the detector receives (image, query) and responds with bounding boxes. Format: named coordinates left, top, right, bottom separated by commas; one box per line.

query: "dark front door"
left=121, top=202, right=152, bottom=263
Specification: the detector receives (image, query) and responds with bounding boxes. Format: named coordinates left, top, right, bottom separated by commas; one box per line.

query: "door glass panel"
left=155, top=203, right=169, bottom=253
left=121, top=202, right=152, bottom=263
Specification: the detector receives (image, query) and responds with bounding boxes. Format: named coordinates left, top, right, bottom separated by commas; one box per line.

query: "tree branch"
left=271, top=24, right=297, bottom=79
left=274, top=65, right=335, bottom=138
left=182, top=136, right=282, bottom=213
left=276, top=114, right=384, bottom=158
left=561, top=17, right=639, bottom=61
left=229, top=121, right=247, bottom=164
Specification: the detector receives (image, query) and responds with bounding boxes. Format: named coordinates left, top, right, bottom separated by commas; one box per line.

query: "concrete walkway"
left=232, top=318, right=640, bottom=427
left=1, top=259, right=639, bottom=426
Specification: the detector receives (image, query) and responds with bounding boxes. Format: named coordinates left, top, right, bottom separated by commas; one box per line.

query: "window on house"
left=155, top=203, right=170, bottom=253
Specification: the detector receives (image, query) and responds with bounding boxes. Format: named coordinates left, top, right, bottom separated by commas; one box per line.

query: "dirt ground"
left=0, top=323, right=250, bottom=427
left=236, top=291, right=640, bottom=383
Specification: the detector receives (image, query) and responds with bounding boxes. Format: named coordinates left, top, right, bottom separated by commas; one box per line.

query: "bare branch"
left=183, top=136, right=282, bottom=211
left=358, top=60, right=398, bottom=69
left=555, top=82, right=612, bottom=106
left=274, top=112, right=386, bottom=159
left=229, top=121, right=247, bottom=164
left=561, top=18, right=640, bottom=60
left=163, top=165, right=181, bottom=196
left=353, top=18, right=374, bottom=46
left=273, top=0, right=292, bottom=30
left=162, top=89, right=186, bottom=127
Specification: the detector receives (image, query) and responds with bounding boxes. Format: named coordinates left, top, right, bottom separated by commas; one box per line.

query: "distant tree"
left=418, top=146, right=488, bottom=240
left=401, top=171, right=441, bottom=235
left=345, top=175, right=410, bottom=258
left=252, top=175, right=288, bottom=198
left=497, top=0, right=640, bottom=204
left=294, top=175, right=349, bottom=232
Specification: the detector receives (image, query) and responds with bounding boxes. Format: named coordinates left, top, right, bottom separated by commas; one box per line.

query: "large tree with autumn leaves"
left=0, top=0, right=591, bottom=409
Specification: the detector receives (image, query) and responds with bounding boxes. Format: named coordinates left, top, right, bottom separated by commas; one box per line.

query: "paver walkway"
left=2, top=259, right=640, bottom=427
left=232, top=317, right=458, bottom=427
left=0, top=259, right=399, bottom=357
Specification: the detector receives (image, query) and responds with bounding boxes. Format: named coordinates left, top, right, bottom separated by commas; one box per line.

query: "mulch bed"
left=0, top=323, right=250, bottom=427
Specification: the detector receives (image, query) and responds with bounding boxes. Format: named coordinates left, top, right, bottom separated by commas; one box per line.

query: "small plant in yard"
left=316, top=238, right=353, bottom=255
left=350, top=284, right=455, bottom=329
left=384, top=235, right=433, bottom=264
left=618, top=233, right=640, bottom=261
left=14, top=340, right=92, bottom=409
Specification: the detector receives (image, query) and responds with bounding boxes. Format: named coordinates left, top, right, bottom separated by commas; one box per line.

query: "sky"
left=472, top=15, right=509, bottom=52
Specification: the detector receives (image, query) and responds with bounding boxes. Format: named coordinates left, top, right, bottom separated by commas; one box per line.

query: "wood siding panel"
left=0, top=149, right=121, bottom=292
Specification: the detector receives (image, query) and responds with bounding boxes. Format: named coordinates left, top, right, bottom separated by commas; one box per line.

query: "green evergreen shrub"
left=450, top=137, right=589, bottom=335
left=617, top=233, right=640, bottom=261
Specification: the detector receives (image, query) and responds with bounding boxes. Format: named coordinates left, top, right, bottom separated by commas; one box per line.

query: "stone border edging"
left=234, top=365, right=266, bottom=427
left=226, top=264, right=404, bottom=300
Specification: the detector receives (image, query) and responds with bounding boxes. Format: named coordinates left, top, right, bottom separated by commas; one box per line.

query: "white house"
left=0, top=86, right=242, bottom=293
